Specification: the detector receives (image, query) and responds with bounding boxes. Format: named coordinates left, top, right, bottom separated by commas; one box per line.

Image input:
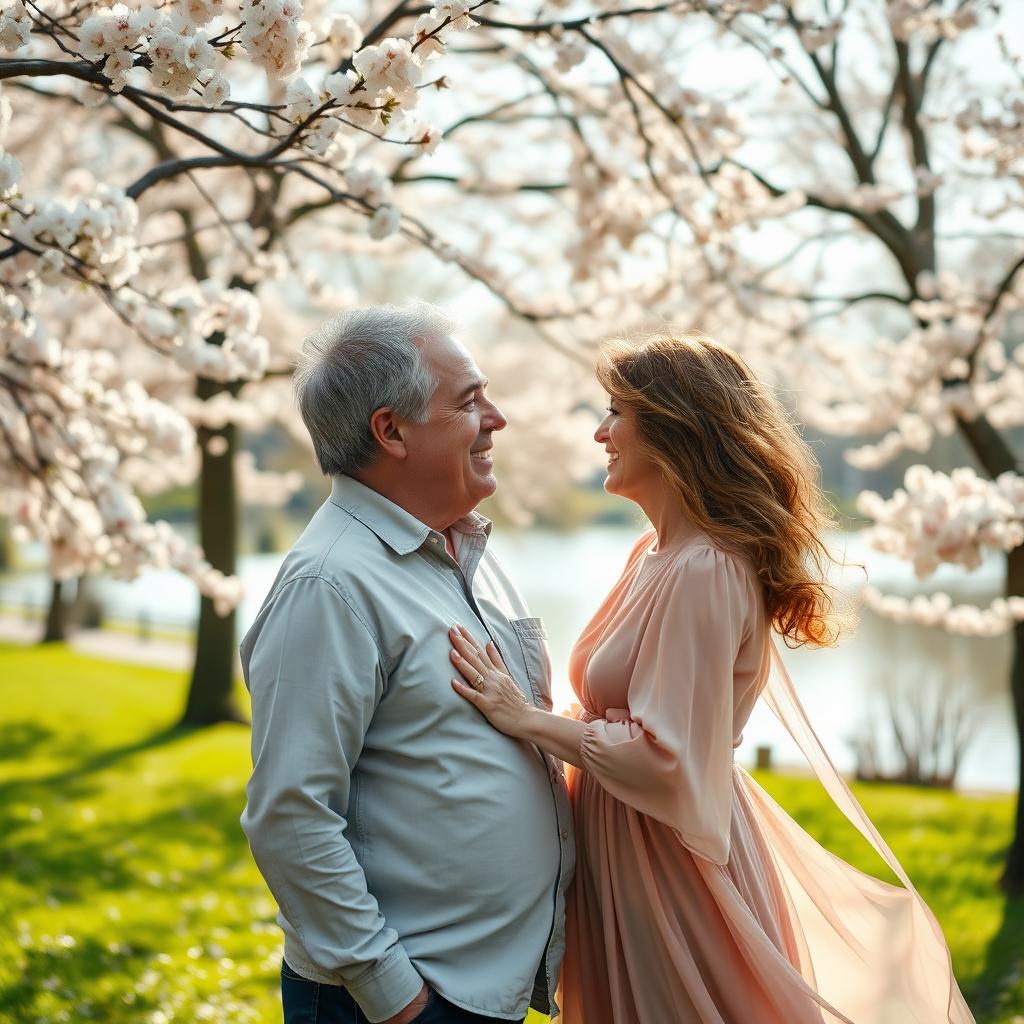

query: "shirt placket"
left=430, top=524, right=573, bottom=1017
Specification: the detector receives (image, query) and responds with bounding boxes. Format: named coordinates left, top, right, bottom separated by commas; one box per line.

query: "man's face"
left=400, top=334, right=507, bottom=526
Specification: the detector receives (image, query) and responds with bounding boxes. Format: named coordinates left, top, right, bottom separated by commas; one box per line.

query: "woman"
left=448, top=332, right=975, bottom=1024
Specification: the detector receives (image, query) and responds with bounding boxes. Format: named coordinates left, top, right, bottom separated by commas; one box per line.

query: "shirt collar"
left=329, top=475, right=491, bottom=555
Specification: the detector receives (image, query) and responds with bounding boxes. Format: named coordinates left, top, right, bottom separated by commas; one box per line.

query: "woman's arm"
left=449, top=625, right=586, bottom=767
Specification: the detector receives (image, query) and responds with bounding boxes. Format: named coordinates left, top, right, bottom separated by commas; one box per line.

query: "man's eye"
left=464, top=399, right=478, bottom=410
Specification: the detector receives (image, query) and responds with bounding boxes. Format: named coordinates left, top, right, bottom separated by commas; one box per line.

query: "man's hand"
left=380, top=982, right=430, bottom=1024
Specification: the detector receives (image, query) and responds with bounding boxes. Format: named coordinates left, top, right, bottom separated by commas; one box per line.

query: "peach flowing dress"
left=561, top=531, right=975, bottom=1024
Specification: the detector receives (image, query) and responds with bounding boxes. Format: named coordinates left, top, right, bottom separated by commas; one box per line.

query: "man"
left=240, top=303, right=574, bottom=1024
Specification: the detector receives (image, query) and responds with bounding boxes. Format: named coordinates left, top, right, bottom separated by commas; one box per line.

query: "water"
left=2, top=527, right=1017, bottom=793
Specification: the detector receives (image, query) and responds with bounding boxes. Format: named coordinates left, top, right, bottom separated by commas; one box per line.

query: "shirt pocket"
left=511, top=617, right=553, bottom=711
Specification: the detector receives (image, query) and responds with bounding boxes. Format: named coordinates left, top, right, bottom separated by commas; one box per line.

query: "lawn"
left=0, top=641, right=1021, bottom=1024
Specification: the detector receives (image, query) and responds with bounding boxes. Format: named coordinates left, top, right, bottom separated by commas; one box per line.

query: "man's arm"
left=241, top=575, right=425, bottom=1024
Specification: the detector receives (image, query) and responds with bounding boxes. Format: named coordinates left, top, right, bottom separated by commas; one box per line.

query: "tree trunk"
left=0, top=518, right=12, bottom=572
left=40, top=577, right=69, bottom=644
left=178, top=375, right=246, bottom=727
left=71, top=575, right=104, bottom=629
left=953, top=413, right=1023, bottom=891
left=1002, top=546, right=1024, bottom=894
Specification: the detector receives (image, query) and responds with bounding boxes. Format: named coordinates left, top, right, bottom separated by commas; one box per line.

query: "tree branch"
left=0, top=56, right=102, bottom=83
left=473, top=0, right=699, bottom=33
left=726, top=158, right=920, bottom=286
left=894, top=40, right=935, bottom=263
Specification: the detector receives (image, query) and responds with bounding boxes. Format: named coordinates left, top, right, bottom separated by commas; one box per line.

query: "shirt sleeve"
left=578, top=546, right=753, bottom=863
left=240, top=575, right=422, bottom=1022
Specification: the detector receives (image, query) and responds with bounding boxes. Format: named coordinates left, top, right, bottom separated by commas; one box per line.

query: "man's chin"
left=471, top=472, right=498, bottom=504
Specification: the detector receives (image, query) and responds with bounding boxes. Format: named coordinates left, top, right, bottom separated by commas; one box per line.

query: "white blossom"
left=412, top=12, right=447, bottom=59
left=554, top=35, right=588, bottom=73
left=346, top=166, right=393, bottom=205
left=0, top=151, right=20, bottom=195
left=411, top=123, right=443, bottom=154
left=0, top=1, right=31, bottom=52
left=78, top=4, right=143, bottom=60
left=863, top=586, right=1024, bottom=638
left=201, top=73, right=230, bottom=108
left=104, top=49, right=135, bottom=92
left=182, top=0, right=224, bottom=29
left=147, top=20, right=211, bottom=97
left=322, top=69, right=352, bottom=102
left=239, top=0, right=311, bottom=79
left=353, top=37, right=422, bottom=107
left=432, top=1, right=477, bottom=33
left=285, top=77, right=317, bottom=121
left=368, top=204, right=401, bottom=240
left=325, top=13, right=362, bottom=59
left=858, top=465, right=1024, bottom=579
left=237, top=451, right=303, bottom=507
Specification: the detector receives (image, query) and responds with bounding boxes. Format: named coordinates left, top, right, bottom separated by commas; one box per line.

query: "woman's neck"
left=635, top=484, right=701, bottom=552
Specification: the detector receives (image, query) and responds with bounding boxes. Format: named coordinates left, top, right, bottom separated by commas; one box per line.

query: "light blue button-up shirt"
left=240, top=476, right=574, bottom=1022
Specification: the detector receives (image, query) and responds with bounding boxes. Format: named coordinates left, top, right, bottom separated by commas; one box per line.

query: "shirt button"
left=561, top=830, right=569, bottom=841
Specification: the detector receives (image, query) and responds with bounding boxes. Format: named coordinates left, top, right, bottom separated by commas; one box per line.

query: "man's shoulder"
left=273, top=500, right=384, bottom=593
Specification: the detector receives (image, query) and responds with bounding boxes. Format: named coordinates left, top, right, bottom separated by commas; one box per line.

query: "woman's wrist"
left=514, top=703, right=545, bottom=741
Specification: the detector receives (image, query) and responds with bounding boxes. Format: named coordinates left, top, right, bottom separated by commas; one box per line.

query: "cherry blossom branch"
left=727, top=158, right=920, bottom=286
left=869, top=77, right=900, bottom=164
left=474, top=1, right=703, bottom=33
left=894, top=40, right=935, bottom=247
left=577, top=24, right=710, bottom=182
left=745, top=284, right=911, bottom=308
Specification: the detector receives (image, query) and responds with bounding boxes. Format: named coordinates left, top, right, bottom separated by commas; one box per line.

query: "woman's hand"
left=449, top=625, right=533, bottom=738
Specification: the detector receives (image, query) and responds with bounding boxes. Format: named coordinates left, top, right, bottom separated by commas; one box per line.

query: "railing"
left=0, top=581, right=196, bottom=643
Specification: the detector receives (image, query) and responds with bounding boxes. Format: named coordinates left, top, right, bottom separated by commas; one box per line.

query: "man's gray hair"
left=293, top=302, right=452, bottom=476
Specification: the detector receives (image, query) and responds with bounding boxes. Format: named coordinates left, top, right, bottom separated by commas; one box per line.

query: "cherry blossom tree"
left=4, top=0, right=1024, bottom=889
left=294, top=0, right=1021, bottom=885
left=0, top=0, right=500, bottom=723
left=0, top=0, right=639, bottom=723
left=464, top=0, right=1024, bottom=888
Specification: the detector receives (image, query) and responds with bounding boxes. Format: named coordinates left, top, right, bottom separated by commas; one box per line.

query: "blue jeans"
left=281, top=961, right=524, bottom=1024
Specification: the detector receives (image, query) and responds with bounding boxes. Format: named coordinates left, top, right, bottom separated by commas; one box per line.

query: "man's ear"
left=368, top=406, right=408, bottom=460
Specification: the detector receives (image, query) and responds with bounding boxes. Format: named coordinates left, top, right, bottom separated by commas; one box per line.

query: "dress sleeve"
left=578, top=545, right=754, bottom=863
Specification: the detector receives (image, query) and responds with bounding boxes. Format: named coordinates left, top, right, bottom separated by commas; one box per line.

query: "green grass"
left=0, top=642, right=1021, bottom=1024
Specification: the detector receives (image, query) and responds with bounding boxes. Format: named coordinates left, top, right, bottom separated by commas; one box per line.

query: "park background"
left=2, top=0, right=1024, bottom=1022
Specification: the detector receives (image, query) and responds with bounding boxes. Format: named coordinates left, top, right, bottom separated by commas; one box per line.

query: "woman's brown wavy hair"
left=597, top=331, right=844, bottom=648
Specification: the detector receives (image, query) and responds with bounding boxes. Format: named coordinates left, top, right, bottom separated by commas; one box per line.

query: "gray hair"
left=293, top=302, right=452, bottom=476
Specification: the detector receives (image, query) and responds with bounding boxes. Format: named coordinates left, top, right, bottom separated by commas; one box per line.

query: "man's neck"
left=350, top=469, right=468, bottom=534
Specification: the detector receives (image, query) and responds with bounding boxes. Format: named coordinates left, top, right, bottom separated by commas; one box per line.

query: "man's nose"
left=483, top=398, right=507, bottom=432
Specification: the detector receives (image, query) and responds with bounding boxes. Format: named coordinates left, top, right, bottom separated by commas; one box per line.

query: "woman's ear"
left=368, top=406, right=408, bottom=460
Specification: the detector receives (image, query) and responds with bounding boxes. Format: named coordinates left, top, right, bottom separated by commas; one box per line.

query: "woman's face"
left=594, top=397, right=663, bottom=501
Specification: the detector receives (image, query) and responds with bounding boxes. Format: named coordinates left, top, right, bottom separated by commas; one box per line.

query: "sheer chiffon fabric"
left=560, top=531, right=974, bottom=1024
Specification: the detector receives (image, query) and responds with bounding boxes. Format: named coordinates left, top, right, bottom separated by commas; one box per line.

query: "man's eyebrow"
left=455, top=377, right=487, bottom=401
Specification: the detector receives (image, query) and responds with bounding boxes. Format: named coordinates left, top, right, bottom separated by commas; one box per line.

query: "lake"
left=1, top=526, right=1017, bottom=793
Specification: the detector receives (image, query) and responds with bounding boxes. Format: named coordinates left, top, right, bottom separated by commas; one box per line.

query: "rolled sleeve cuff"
left=347, top=946, right=422, bottom=1024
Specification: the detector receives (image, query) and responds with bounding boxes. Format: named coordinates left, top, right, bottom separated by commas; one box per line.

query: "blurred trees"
left=3, top=0, right=1024, bottom=882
